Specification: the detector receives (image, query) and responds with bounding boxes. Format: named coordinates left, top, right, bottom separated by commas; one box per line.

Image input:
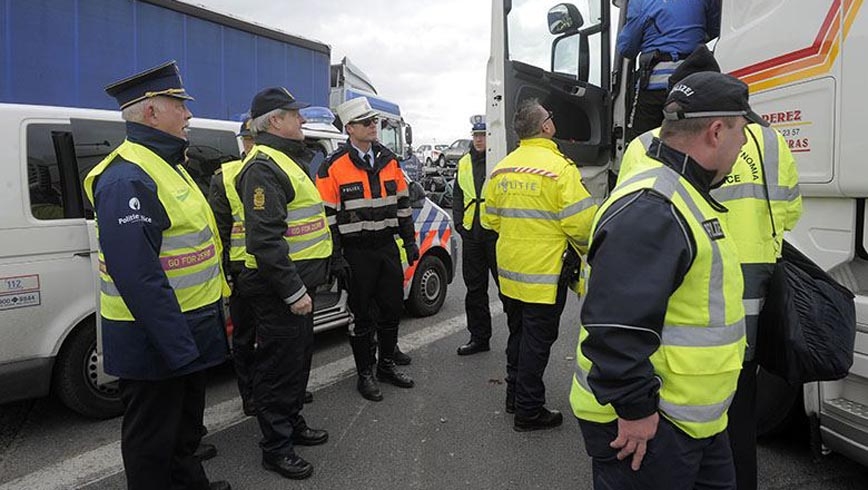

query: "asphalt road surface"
left=1, top=260, right=867, bottom=489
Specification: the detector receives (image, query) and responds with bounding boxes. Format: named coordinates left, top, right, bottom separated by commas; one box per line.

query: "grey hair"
left=513, top=98, right=547, bottom=140
left=121, top=96, right=172, bottom=123
left=250, top=108, right=288, bottom=136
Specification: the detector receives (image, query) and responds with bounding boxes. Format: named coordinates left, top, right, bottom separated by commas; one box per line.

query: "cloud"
left=190, top=0, right=490, bottom=143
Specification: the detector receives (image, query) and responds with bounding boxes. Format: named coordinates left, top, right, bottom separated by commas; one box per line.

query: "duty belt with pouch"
left=637, top=50, right=659, bottom=90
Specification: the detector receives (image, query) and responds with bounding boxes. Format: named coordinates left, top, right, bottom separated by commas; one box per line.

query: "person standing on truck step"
left=316, top=96, right=417, bottom=402
left=481, top=99, right=597, bottom=429
left=571, top=71, right=764, bottom=489
left=617, top=45, right=804, bottom=490
left=83, top=60, right=231, bottom=490
left=454, top=115, right=502, bottom=356
left=234, top=87, right=332, bottom=480
left=617, top=0, right=720, bottom=143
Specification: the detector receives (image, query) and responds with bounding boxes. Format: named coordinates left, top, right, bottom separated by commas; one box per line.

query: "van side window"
left=70, top=119, right=128, bottom=219
left=26, top=123, right=76, bottom=220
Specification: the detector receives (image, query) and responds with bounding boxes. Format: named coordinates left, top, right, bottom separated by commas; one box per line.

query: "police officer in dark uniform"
left=454, top=115, right=501, bottom=356
left=84, top=61, right=230, bottom=490
left=236, top=87, right=330, bottom=480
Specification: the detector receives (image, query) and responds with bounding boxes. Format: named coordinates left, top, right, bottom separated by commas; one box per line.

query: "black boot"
left=292, top=421, right=329, bottom=446
left=357, top=370, right=383, bottom=401
left=194, top=443, right=217, bottom=462
left=514, top=407, right=563, bottom=432
left=376, top=359, right=415, bottom=388
left=393, top=344, right=412, bottom=365
left=262, top=452, right=314, bottom=480
left=457, top=339, right=490, bottom=356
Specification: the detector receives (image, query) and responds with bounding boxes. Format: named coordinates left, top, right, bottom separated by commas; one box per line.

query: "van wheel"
left=756, top=366, right=804, bottom=437
left=53, top=320, right=123, bottom=419
left=406, top=255, right=447, bottom=317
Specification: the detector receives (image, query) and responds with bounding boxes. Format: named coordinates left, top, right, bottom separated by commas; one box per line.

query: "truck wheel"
left=406, top=255, right=447, bottom=317
left=438, top=156, right=446, bottom=168
left=53, top=320, right=123, bottom=419
left=756, top=366, right=804, bottom=437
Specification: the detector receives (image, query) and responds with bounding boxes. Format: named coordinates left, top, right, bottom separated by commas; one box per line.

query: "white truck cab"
left=488, top=0, right=868, bottom=467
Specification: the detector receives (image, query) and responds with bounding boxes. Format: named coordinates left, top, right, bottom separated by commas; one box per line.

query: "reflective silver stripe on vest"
left=230, top=238, right=245, bottom=249
left=574, top=365, right=592, bottom=393
left=498, top=267, right=560, bottom=285
left=658, top=393, right=734, bottom=423
left=162, top=227, right=213, bottom=251
left=232, top=213, right=242, bottom=222
left=326, top=215, right=337, bottom=226
left=712, top=183, right=796, bottom=203
left=343, top=196, right=398, bottom=210
left=637, top=130, right=655, bottom=150
left=286, top=203, right=325, bottom=222
left=288, top=232, right=331, bottom=255
left=485, top=206, right=558, bottom=220
left=101, top=263, right=221, bottom=297
left=397, top=207, right=413, bottom=218
left=560, top=198, right=596, bottom=220
left=662, top=321, right=745, bottom=347
left=742, top=298, right=764, bottom=316
left=337, top=218, right=399, bottom=234
left=759, top=126, right=779, bottom=185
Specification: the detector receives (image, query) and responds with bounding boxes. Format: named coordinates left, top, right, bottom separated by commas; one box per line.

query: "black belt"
left=655, top=52, right=692, bottom=62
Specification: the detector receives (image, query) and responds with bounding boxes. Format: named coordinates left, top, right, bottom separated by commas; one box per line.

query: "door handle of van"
left=74, top=252, right=93, bottom=258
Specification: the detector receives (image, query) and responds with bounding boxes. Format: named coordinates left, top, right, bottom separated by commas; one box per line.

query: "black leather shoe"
left=357, top=371, right=383, bottom=401
left=376, top=360, right=415, bottom=388
left=194, top=443, right=217, bottom=462
left=304, top=391, right=313, bottom=404
left=457, top=339, right=490, bottom=356
left=209, top=481, right=231, bottom=490
left=262, top=453, right=314, bottom=480
left=292, top=426, right=329, bottom=446
left=393, top=346, right=412, bottom=366
left=505, top=391, right=515, bottom=414
left=514, top=407, right=563, bottom=432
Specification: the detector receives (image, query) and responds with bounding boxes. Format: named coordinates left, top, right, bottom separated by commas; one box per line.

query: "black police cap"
left=249, top=87, right=310, bottom=119
left=664, top=72, right=769, bottom=127
left=104, top=60, right=193, bottom=110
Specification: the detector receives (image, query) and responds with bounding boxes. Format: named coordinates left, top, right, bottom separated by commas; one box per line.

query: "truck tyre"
left=53, top=320, right=123, bottom=419
left=756, top=366, right=804, bottom=437
left=437, top=156, right=446, bottom=168
left=406, top=255, right=447, bottom=317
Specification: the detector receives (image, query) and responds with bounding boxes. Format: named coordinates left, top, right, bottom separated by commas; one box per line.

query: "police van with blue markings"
left=0, top=103, right=454, bottom=419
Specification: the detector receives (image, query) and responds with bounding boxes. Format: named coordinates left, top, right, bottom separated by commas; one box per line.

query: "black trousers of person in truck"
left=505, top=283, right=567, bottom=417
left=240, top=275, right=314, bottom=458
left=343, top=239, right=404, bottom=369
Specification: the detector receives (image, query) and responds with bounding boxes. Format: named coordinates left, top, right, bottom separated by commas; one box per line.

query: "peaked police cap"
left=105, top=60, right=193, bottom=110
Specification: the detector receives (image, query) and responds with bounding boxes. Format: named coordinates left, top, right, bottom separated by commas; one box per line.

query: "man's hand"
left=610, top=412, right=659, bottom=471
left=405, top=243, right=420, bottom=267
left=290, top=293, right=313, bottom=315
left=330, top=255, right=352, bottom=288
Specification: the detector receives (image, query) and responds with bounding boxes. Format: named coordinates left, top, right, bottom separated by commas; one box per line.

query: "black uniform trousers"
left=119, top=370, right=210, bottom=490
left=626, top=87, right=667, bottom=143
left=579, top=417, right=736, bottom=490
left=344, top=241, right=404, bottom=369
left=462, top=236, right=500, bottom=343
left=504, top=284, right=567, bottom=418
left=727, top=359, right=759, bottom=490
left=247, top=291, right=314, bottom=457
left=228, top=262, right=257, bottom=408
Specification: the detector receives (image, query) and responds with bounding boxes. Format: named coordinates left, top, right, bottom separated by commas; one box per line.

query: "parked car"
left=441, top=139, right=471, bottom=167
left=414, top=144, right=444, bottom=167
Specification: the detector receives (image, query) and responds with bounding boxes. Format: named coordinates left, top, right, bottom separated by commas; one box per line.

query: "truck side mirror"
left=548, top=3, right=584, bottom=35
left=405, top=124, right=413, bottom=146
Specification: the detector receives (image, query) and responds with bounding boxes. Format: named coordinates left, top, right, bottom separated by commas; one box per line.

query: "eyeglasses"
left=354, top=117, right=379, bottom=127
left=543, top=110, right=554, bottom=124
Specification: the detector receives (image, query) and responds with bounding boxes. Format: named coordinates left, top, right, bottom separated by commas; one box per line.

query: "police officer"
left=482, top=99, right=597, bottom=430
left=316, top=97, right=417, bottom=402
left=83, top=61, right=231, bottom=490
left=236, top=87, right=330, bottom=480
left=454, top=115, right=500, bottom=356
left=618, top=0, right=720, bottom=142
left=571, top=72, right=766, bottom=489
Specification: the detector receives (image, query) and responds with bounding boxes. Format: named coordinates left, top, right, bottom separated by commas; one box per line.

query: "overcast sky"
left=190, top=0, right=492, bottom=144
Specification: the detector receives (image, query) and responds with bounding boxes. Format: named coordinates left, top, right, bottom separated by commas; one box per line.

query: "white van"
left=0, top=103, right=455, bottom=419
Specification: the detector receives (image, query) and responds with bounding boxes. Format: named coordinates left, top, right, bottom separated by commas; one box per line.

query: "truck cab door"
left=487, top=0, right=612, bottom=198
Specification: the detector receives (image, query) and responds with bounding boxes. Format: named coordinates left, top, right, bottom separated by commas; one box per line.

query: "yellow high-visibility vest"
left=220, top=160, right=247, bottom=263
left=456, top=153, right=486, bottom=230
left=84, top=140, right=227, bottom=321
left=571, top=158, right=746, bottom=439
left=240, top=144, right=332, bottom=269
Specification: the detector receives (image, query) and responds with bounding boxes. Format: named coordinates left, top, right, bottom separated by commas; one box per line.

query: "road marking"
left=0, top=303, right=502, bottom=490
